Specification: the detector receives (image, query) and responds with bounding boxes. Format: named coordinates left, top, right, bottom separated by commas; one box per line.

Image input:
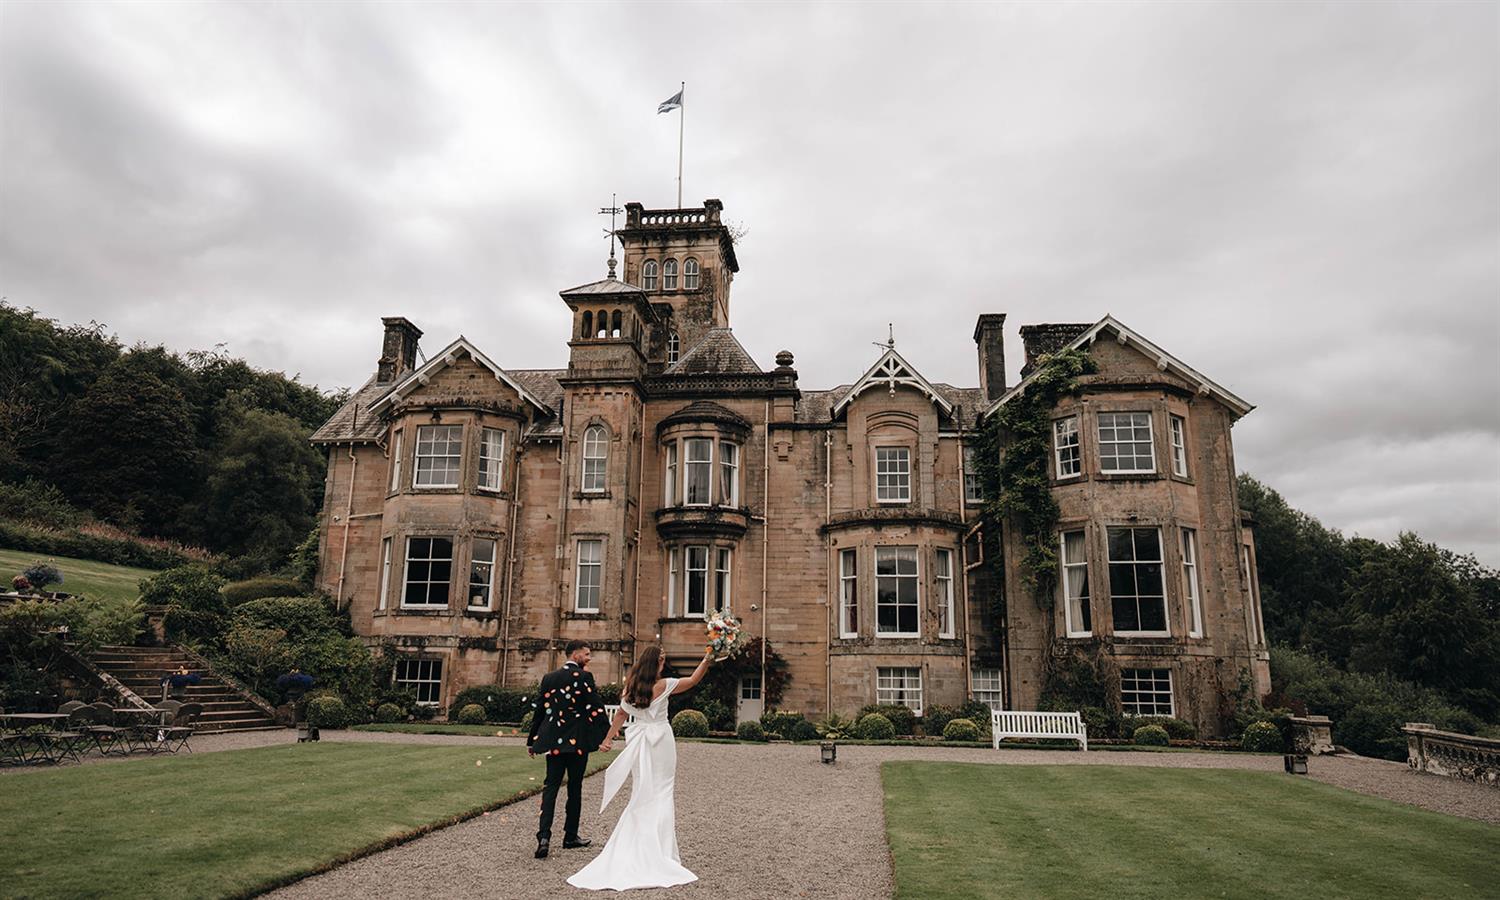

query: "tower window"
left=580, top=310, right=593, bottom=340
left=667, top=330, right=680, bottom=365
left=683, top=258, right=700, bottom=290
left=663, top=259, right=678, bottom=290
left=643, top=260, right=658, bottom=291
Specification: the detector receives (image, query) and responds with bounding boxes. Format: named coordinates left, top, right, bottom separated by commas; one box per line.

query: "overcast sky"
left=2, top=1, right=1497, bottom=563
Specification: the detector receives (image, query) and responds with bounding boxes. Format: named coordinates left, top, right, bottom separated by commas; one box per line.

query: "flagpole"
left=676, top=81, right=685, bottom=208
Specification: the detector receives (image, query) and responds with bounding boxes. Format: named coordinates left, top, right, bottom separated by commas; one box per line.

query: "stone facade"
left=310, top=198, right=1269, bottom=735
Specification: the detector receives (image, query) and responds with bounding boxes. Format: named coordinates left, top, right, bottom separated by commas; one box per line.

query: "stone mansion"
left=311, top=198, right=1270, bottom=734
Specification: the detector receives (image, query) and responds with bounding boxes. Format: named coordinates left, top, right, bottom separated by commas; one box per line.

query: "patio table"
left=0, top=713, right=71, bottom=764
left=115, top=708, right=169, bottom=753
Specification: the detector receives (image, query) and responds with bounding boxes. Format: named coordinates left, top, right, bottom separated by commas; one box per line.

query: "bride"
left=567, top=646, right=714, bottom=892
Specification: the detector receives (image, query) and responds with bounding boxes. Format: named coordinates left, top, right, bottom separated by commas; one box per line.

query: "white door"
left=737, top=673, right=764, bottom=724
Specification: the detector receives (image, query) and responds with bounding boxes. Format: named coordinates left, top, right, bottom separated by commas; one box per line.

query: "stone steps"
left=90, top=644, right=281, bottom=733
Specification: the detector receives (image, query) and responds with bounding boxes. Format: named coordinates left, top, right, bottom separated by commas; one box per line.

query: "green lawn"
left=882, top=762, right=1499, bottom=900
left=0, top=741, right=615, bottom=899
left=0, top=547, right=156, bottom=603
left=352, top=722, right=526, bottom=736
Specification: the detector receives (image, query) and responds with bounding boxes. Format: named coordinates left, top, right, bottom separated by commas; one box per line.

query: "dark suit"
left=528, top=661, right=609, bottom=842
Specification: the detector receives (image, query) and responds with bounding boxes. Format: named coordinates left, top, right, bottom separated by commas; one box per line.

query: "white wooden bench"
left=991, top=710, right=1087, bottom=751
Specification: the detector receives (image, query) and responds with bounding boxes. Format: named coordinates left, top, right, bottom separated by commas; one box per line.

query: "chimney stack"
left=1018, top=323, right=1092, bottom=378
left=377, top=317, right=423, bottom=384
left=973, top=314, right=1007, bottom=404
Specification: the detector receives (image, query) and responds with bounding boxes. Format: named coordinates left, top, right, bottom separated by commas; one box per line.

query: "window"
left=1107, top=527, right=1168, bottom=635
left=642, top=260, right=658, bottom=291
left=468, top=538, right=496, bottom=609
left=1169, top=415, right=1188, bottom=477
left=963, top=445, right=983, bottom=504
left=1061, top=530, right=1092, bottom=636
left=478, top=428, right=505, bottom=491
left=378, top=537, right=392, bottom=611
left=875, top=447, right=911, bottom=503
left=1121, top=668, right=1173, bottom=717
left=394, top=658, right=443, bottom=706
left=664, top=442, right=678, bottom=505
left=1097, top=411, right=1155, bottom=473
left=935, top=548, right=955, bottom=638
left=714, top=548, right=732, bottom=613
left=876, top=667, right=923, bottom=714
left=839, top=549, right=858, bottom=638
left=667, top=547, right=679, bottom=617
left=414, top=425, right=463, bottom=488
left=684, top=438, right=712, bottom=505
left=581, top=426, right=607, bottom=493
left=1182, top=528, right=1203, bottom=637
left=875, top=545, right=919, bottom=636
left=972, top=668, right=1004, bottom=711
left=667, top=330, right=680, bottom=365
left=389, top=429, right=403, bottom=492
left=1243, top=545, right=1264, bottom=645
left=1054, top=417, right=1081, bottom=478
left=740, top=673, right=762, bottom=700
left=662, top=259, right=678, bottom=290
left=683, top=258, right=700, bottom=290
left=719, top=441, right=739, bottom=506
left=402, top=537, right=453, bottom=607
left=685, top=545, right=708, bottom=616
left=575, top=539, right=602, bottom=611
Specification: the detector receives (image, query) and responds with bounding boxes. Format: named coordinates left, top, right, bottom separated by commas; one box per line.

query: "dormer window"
left=683, top=258, right=700, bottom=290
left=667, top=330, right=680, bottom=365
left=875, top=446, right=911, bottom=503
left=663, top=259, right=678, bottom=290
left=643, top=260, right=659, bottom=291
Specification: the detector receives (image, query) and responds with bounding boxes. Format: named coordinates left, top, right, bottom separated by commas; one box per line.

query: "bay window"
left=839, top=548, right=858, bottom=637
left=478, top=427, right=505, bottom=491
left=414, top=425, right=463, bottom=488
left=935, top=548, right=954, bottom=638
left=1061, top=530, right=1092, bottom=637
left=684, top=438, right=712, bottom=505
left=468, top=538, right=496, bottom=610
left=1107, top=527, right=1168, bottom=635
left=1098, top=411, right=1155, bottom=474
left=719, top=441, right=739, bottom=506
left=876, top=545, right=919, bottom=636
left=402, top=536, right=453, bottom=608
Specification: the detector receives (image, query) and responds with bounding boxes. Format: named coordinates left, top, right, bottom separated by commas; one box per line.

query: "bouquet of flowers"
left=705, top=612, right=745, bottom=660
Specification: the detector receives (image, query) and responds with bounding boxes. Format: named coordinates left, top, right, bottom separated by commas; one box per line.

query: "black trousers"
left=537, top=751, right=588, bottom=841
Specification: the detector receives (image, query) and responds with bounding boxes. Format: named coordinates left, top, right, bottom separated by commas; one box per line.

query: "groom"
left=528, top=639, right=610, bottom=859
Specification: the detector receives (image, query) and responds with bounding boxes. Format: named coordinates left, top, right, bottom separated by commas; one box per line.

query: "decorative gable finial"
left=871, top=324, right=898, bottom=395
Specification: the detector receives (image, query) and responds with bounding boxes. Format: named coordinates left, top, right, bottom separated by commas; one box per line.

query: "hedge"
left=0, top=520, right=204, bottom=570
left=447, top=684, right=536, bottom=723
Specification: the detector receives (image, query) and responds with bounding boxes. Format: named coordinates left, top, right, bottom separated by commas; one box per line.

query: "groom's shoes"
left=534, top=838, right=549, bottom=859
left=562, top=837, right=592, bottom=849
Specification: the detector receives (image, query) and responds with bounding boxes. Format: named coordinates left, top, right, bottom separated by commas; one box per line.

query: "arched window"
left=642, top=260, right=659, bottom=291
left=683, top=258, right=700, bottom=290
left=580, top=310, right=593, bottom=340
left=667, top=330, right=680, bottom=365
left=581, top=425, right=607, bottom=493
left=663, top=259, right=678, bottom=290
left=611, top=309, right=623, bottom=338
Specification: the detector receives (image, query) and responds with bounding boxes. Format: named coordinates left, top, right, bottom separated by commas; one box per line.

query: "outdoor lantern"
left=1284, top=753, right=1308, bottom=775
left=820, top=741, right=836, bottom=765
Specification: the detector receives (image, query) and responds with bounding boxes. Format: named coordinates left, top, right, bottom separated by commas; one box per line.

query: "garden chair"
left=83, top=704, right=128, bottom=756
left=129, top=702, right=179, bottom=754
left=42, top=709, right=91, bottom=764
left=0, top=709, right=25, bottom=767
left=159, top=703, right=203, bottom=754
left=58, top=700, right=87, bottom=716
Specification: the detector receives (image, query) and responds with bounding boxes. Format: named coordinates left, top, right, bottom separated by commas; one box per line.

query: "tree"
left=201, top=406, right=324, bottom=570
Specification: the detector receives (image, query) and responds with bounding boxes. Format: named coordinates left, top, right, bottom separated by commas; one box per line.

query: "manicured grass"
left=0, top=741, right=615, bottom=899
left=0, top=547, right=156, bottom=603
left=882, top=762, right=1499, bottom=900
left=352, top=722, right=525, bottom=736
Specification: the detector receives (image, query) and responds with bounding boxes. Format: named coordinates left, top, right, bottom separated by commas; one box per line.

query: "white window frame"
left=401, top=536, right=453, bottom=608
left=378, top=537, right=392, bottom=611
left=662, top=258, right=678, bottom=290
left=1107, top=526, right=1170, bottom=637
left=1182, top=528, right=1203, bottom=637
left=667, top=330, right=680, bottom=365
left=684, top=438, right=713, bottom=506
left=413, top=424, right=463, bottom=489
left=963, top=445, right=983, bottom=505
left=574, top=539, right=603, bottom=612
left=478, top=427, right=505, bottom=492
left=875, top=545, right=920, bottom=637
left=581, top=426, right=607, bottom=493
left=876, top=666, right=923, bottom=715
left=684, top=544, right=709, bottom=617
left=839, top=548, right=859, bottom=638
left=388, top=429, right=403, bottom=493
left=971, top=667, right=1004, bottom=711
left=1061, top=530, right=1092, bottom=637
left=664, top=441, right=678, bottom=506
left=642, top=260, right=658, bottom=291
left=935, top=548, right=955, bottom=639
left=394, top=658, right=443, bottom=707
left=667, top=547, right=679, bottom=617
left=740, top=673, right=762, bottom=700
left=714, top=547, right=732, bottom=614
left=683, top=257, right=700, bottom=290
left=1054, top=416, right=1081, bottom=478
left=719, top=441, right=740, bottom=506
left=1097, top=411, right=1156, bottom=474
left=468, top=538, right=496, bottom=610
left=1121, top=668, right=1174, bottom=717
left=875, top=446, right=911, bottom=504
left=1169, top=415, right=1189, bottom=477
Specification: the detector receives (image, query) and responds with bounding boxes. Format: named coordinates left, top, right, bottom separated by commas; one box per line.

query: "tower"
left=617, top=200, right=740, bottom=362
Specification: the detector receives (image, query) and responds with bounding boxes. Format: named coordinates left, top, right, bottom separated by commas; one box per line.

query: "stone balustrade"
left=1403, top=723, right=1500, bottom=787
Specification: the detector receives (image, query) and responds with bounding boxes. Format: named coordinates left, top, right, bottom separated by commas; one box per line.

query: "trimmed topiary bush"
left=788, top=719, right=820, bottom=742
left=855, top=712, right=896, bottom=740
left=943, top=718, right=981, bottom=742
left=672, top=709, right=709, bottom=737
left=306, top=695, right=350, bottom=730
left=1133, top=724, right=1170, bottom=746
left=958, top=700, right=995, bottom=738
left=374, top=702, right=404, bottom=723
left=922, top=704, right=959, bottom=738
left=736, top=720, right=767, bottom=742
left=221, top=577, right=305, bottom=607
left=858, top=703, right=916, bottom=735
left=457, top=703, right=487, bottom=725
left=1134, top=716, right=1197, bottom=741
left=1241, top=720, right=1283, bottom=752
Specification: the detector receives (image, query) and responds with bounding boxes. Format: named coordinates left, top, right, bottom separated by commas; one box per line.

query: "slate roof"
left=658, top=400, right=753, bottom=432
left=665, top=328, right=762, bottom=375
left=309, top=377, right=395, bottom=444
left=792, top=383, right=987, bottom=427
left=559, top=276, right=647, bottom=297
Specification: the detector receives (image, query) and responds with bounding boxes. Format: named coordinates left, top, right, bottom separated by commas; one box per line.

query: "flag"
left=657, top=88, right=683, bottom=114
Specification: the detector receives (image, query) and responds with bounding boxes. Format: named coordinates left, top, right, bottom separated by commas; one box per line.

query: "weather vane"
left=872, top=323, right=895, bottom=351
left=599, top=193, right=623, bottom=278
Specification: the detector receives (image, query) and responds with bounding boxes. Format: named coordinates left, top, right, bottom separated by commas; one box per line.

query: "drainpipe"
left=760, top=401, right=770, bottom=684
left=824, top=431, right=833, bottom=714
left=630, top=399, right=645, bottom=683
left=958, top=425, right=973, bottom=700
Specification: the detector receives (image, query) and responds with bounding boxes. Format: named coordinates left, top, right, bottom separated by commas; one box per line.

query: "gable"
left=370, top=337, right=552, bottom=417
left=831, top=348, right=953, bottom=418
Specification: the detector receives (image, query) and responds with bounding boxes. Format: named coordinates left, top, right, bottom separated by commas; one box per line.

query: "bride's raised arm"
left=670, top=651, right=715, bottom=695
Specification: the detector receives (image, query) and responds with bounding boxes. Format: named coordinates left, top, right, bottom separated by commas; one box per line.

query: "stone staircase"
left=90, top=645, right=282, bottom=733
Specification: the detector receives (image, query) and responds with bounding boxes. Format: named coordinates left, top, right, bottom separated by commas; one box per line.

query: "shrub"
left=958, top=700, right=995, bottom=737
left=447, top=684, right=536, bottom=724
left=0, top=520, right=206, bottom=570
left=520, top=710, right=534, bottom=732
left=411, top=703, right=437, bottom=721
left=221, top=577, right=305, bottom=607
left=1133, top=716, right=1197, bottom=741
left=374, top=702, right=404, bottom=723
left=672, top=709, right=709, bottom=737
left=943, top=718, right=981, bottom=742
left=858, top=704, right=916, bottom=735
left=220, top=596, right=375, bottom=708
left=1080, top=706, right=1122, bottom=740
left=736, top=720, right=767, bottom=742
left=760, top=709, right=805, bottom=736
left=1242, top=720, right=1284, bottom=753
left=815, top=712, right=858, bottom=740
left=457, top=703, right=487, bottom=725
left=922, top=704, right=959, bottom=737
left=855, top=713, right=896, bottom=740
left=140, top=565, right=227, bottom=644
left=1133, top=724, right=1170, bottom=746
left=596, top=682, right=622, bottom=704
left=21, top=562, right=62, bottom=591
left=697, top=698, right=733, bottom=731
left=306, top=695, right=351, bottom=730
left=0, top=479, right=86, bottom=529
left=788, top=719, right=820, bottom=742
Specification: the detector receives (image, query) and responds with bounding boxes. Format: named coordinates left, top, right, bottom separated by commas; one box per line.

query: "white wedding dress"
left=567, top=678, right=697, bottom=892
